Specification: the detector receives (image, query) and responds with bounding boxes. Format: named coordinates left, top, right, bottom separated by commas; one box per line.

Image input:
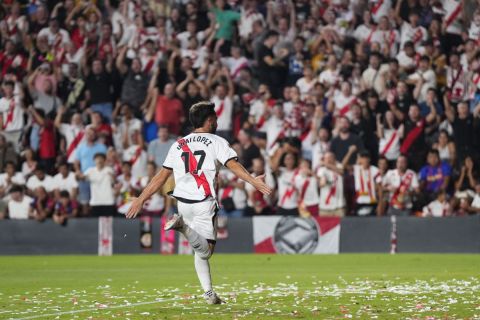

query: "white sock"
left=178, top=224, right=211, bottom=259
left=194, top=253, right=212, bottom=292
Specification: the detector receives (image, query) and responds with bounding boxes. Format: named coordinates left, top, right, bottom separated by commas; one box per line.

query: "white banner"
left=253, top=216, right=340, bottom=254
left=98, top=216, right=113, bottom=256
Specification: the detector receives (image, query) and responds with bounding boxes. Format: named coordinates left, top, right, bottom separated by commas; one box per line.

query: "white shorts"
left=177, top=199, right=218, bottom=241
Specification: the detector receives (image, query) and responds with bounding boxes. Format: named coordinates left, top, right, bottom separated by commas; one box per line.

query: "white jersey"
left=400, top=23, right=427, bottom=49
left=317, top=165, right=345, bottom=210
left=163, top=133, right=238, bottom=201
left=382, top=169, right=419, bottom=209
left=442, top=0, right=463, bottom=35
left=139, top=176, right=165, bottom=212
left=333, top=92, right=357, bottom=120
left=218, top=169, right=247, bottom=210
left=353, top=165, right=380, bottom=205
left=294, top=173, right=319, bottom=207
left=0, top=95, right=24, bottom=132
left=211, top=96, right=233, bottom=131
left=379, top=128, right=401, bottom=160
left=123, top=145, right=148, bottom=179
left=59, top=124, right=85, bottom=163
left=422, top=199, right=451, bottom=217
left=371, top=0, right=392, bottom=23
left=277, top=168, right=300, bottom=210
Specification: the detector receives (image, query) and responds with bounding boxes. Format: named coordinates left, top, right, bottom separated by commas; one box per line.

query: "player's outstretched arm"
left=125, top=168, right=173, bottom=219
left=226, top=159, right=272, bottom=196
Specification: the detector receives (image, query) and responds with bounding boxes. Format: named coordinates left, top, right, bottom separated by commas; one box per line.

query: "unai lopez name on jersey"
left=176, top=135, right=213, bottom=150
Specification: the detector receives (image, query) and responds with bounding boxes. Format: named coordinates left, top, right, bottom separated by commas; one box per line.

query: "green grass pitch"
left=0, top=254, right=479, bottom=319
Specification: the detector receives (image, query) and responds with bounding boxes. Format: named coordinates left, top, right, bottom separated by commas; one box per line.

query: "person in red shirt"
left=28, top=107, right=56, bottom=174
left=150, top=83, right=184, bottom=135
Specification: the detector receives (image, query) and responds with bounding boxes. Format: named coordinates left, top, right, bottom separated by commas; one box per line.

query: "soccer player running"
left=126, top=101, right=272, bottom=304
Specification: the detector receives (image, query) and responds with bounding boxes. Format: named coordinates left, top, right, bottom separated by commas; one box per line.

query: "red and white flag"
left=253, top=216, right=340, bottom=254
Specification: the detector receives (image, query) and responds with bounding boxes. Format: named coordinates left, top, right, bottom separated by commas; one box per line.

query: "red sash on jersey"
left=177, top=138, right=212, bottom=197
left=269, top=130, right=285, bottom=149
left=338, top=97, right=357, bottom=117
left=444, top=2, right=462, bottom=29
left=412, top=28, right=423, bottom=45
left=130, top=146, right=143, bottom=166
left=216, top=100, right=225, bottom=117
left=325, top=174, right=338, bottom=205
left=256, top=115, right=266, bottom=129
left=390, top=171, right=413, bottom=209
left=280, top=169, right=299, bottom=207
left=371, top=0, right=384, bottom=14
left=299, top=177, right=310, bottom=203
left=66, top=130, right=85, bottom=159
left=221, top=177, right=237, bottom=199
left=143, top=57, right=156, bottom=74
left=400, top=120, right=424, bottom=154
left=231, top=61, right=249, bottom=79
left=366, top=27, right=376, bottom=44
left=473, top=73, right=480, bottom=86
left=381, top=130, right=398, bottom=156
left=388, top=30, right=396, bottom=50
left=357, top=167, right=376, bottom=203
left=299, top=123, right=311, bottom=142
left=2, top=98, right=15, bottom=130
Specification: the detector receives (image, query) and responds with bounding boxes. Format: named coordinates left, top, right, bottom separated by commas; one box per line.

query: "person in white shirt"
left=54, top=107, right=85, bottom=164
left=354, top=151, right=381, bottom=216
left=138, top=162, right=168, bottom=216
left=112, top=104, right=143, bottom=153
left=0, top=80, right=25, bottom=150
left=0, top=161, right=25, bottom=198
left=353, top=10, right=376, bottom=43
left=26, top=167, right=54, bottom=195
left=210, top=68, right=235, bottom=142
left=38, top=18, right=71, bottom=47
left=264, top=104, right=286, bottom=156
left=422, top=190, right=452, bottom=217
left=218, top=167, right=247, bottom=217
left=467, top=183, right=480, bottom=214
left=395, top=4, right=427, bottom=50
left=370, top=0, right=392, bottom=23
left=271, top=149, right=300, bottom=216
left=396, top=41, right=418, bottom=73
left=295, top=66, right=317, bottom=99
left=115, top=161, right=140, bottom=213
left=377, top=111, right=404, bottom=164
left=122, top=130, right=148, bottom=180
left=317, top=152, right=346, bottom=216
left=78, top=153, right=116, bottom=216
left=7, top=185, right=33, bottom=219
left=52, top=162, right=78, bottom=200
left=176, top=19, right=206, bottom=50
left=221, top=46, right=249, bottom=81
left=408, top=55, right=437, bottom=103
left=295, top=159, right=319, bottom=216
left=318, top=55, right=340, bottom=88
left=126, top=101, right=272, bottom=305
left=328, top=81, right=358, bottom=120
left=362, top=52, right=389, bottom=98
left=382, top=155, right=420, bottom=216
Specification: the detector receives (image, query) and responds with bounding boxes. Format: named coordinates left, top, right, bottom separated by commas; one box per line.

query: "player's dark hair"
left=59, top=190, right=70, bottom=198
left=9, top=185, right=23, bottom=194
left=359, top=150, right=370, bottom=159
left=93, top=153, right=106, bottom=160
left=189, top=101, right=216, bottom=129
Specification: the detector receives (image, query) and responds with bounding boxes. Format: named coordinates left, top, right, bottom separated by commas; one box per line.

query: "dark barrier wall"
left=340, top=217, right=392, bottom=253
left=397, top=215, right=480, bottom=253
left=0, top=217, right=478, bottom=255
left=0, top=219, right=98, bottom=255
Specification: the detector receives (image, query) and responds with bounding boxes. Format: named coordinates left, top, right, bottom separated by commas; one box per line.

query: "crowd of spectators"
left=0, top=0, right=479, bottom=224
